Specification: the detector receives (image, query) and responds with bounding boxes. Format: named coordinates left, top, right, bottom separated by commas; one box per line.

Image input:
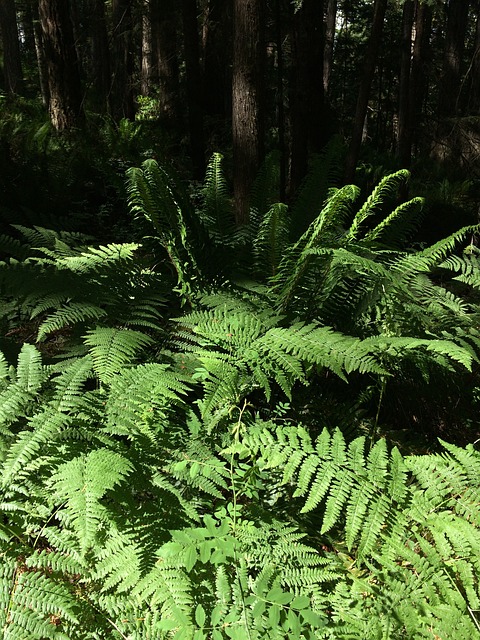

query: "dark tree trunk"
left=111, top=0, right=135, bottom=120
left=0, top=0, right=24, bottom=95
left=38, top=0, right=84, bottom=131
left=466, top=1, right=480, bottom=113
left=232, top=0, right=265, bottom=224
left=150, top=0, right=180, bottom=126
left=181, top=0, right=205, bottom=179
left=90, top=0, right=111, bottom=113
left=141, top=0, right=152, bottom=95
left=323, top=0, right=337, bottom=93
left=344, top=0, right=388, bottom=183
left=438, top=0, right=470, bottom=117
left=289, top=0, right=326, bottom=197
left=409, top=0, right=432, bottom=155
left=32, top=0, right=49, bottom=106
left=397, top=0, right=415, bottom=167
left=203, top=0, right=233, bottom=120
left=274, top=0, right=286, bottom=201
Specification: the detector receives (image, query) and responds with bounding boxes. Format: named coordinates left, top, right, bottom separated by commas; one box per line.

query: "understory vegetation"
left=0, top=155, right=479, bottom=639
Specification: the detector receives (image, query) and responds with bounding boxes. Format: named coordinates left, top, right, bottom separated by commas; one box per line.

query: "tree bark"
left=397, top=0, right=415, bottom=167
left=203, top=0, right=233, bottom=120
left=438, top=0, right=470, bottom=117
left=466, top=1, right=480, bottom=113
left=232, top=0, right=265, bottom=224
left=38, top=0, right=84, bottom=131
left=323, top=0, right=337, bottom=94
left=32, top=0, right=49, bottom=107
left=111, top=0, right=135, bottom=120
left=181, top=0, right=206, bottom=179
left=90, top=0, right=111, bottom=113
left=0, top=0, right=24, bottom=95
left=409, top=0, right=432, bottom=155
left=150, top=0, right=180, bottom=126
left=344, top=0, right=388, bottom=183
left=289, top=0, right=326, bottom=197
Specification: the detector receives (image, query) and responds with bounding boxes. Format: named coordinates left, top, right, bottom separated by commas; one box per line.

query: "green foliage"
left=0, top=166, right=479, bottom=639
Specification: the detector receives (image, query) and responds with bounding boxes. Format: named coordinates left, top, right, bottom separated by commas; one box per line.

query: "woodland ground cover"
left=0, top=144, right=479, bottom=639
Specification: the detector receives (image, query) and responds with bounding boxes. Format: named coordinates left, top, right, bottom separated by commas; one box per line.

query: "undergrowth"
left=0, top=155, right=479, bottom=639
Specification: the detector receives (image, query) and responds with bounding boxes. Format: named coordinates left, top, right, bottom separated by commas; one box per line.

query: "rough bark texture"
left=90, top=0, right=111, bottom=113
left=33, top=0, right=49, bottom=106
left=111, top=0, right=135, bottom=120
left=397, top=0, right=415, bottom=167
left=289, top=0, right=326, bottom=197
left=323, top=0, right=337, bottom=93
left=38, top=0, right=84, bottom=130
left=438, top=0, right=470, bottom=117
left=232, top=0, right=265, bottom=224
left=150, top=0, right=180, bottom=126
left=466, top=1, right=480, bottom=114
left=0, top=0, right=24, bottom=94
left=344, top=0, right=388, bottom=183
left=182, top=0, right=206, bottom=178
left=203, top=0, right=233, bottom=120
left=409, top=0, right=432, bottom=154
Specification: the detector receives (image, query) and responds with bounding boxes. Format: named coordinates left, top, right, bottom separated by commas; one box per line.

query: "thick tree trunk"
left=203, top=0, right=233, bottom=120
left=466, top=1, right=480, bottom=113
left=111, top=0, right=135, bottom=120
left=38, top=0, right=84, bottom=131
left=181, top=0, right=205, bottom=179
left=0, top=0, right=24, bottom=95
left=397, top=0, right=415, bottom=167
left=344, top=0, right=388, bottom=183
left=32, top=1, right=49, bottom=107
left=141, top=0, right=152, bottom=95
left=409, top=0, right=432, bottom=155
left=90, top=0, right=111, bottom=113
left=323, top=0, right=337, bottom=93
left=232, top=0, right=265, bottom=224
left=438, top=0, right=470, bottom=117
left=150, top=0, right=180, bottom=126
left=289, top=0, right=326, bottom=197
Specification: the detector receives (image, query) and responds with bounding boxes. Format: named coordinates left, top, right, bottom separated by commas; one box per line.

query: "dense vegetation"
left=1, top=1, right=480, bottom=639
left=0, top=154, right=479, bottom=639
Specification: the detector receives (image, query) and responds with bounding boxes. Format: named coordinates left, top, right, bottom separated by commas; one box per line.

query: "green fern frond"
left=253, top=203, right=290, bottom=277
left=83, top=327, right=154, bottom=382
left=345, top=169, right=410, bottom=242
left=201, top=152, right=236, bottom=244
left=363, top=196, right=425, bottom=248
left=50, top=449, right=133, bottom=553
left=37, top=303, right=108, bottom=341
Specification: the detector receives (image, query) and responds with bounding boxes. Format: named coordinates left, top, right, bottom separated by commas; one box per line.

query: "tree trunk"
left=0, top=0, right=24, bottom=95
left=466, top=1, right=480, bottom=113
left=232, top=0, right=265, bottom=224
left=90, top=0, right=111, bottom=113
left=323, top=0, right=337, bottom=93
left=344, top=0, right=388, bottom=183
left=32, top=0, right=49, bottom=107
left=181, top=0, right=206, bottom=178
left=203, top=0, right=233, bottom=120
left=397, top=0, right=415, bottom=167
left=274, top=0, right=286, bottom=201
left=409, top=0, right=432, bottom=155
left=111, top=0, right=135, bottom=120
left=289, top=0, right=326, bottom=197
left=150, top=0, right=180, bottom=126
left=438, top=0, right=470, bottom=117
left=38, top=0, right=84, bottom=131
left=141, top=0, right=152, bottom=95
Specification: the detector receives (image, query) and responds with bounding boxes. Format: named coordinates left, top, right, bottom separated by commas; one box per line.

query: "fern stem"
left=229, top=400, right=253, bottom=640
left=369, top=375, right=386, bottom=450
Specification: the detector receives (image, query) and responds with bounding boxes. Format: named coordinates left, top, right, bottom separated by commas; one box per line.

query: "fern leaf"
left=51, top=449, right=133, bottom=553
